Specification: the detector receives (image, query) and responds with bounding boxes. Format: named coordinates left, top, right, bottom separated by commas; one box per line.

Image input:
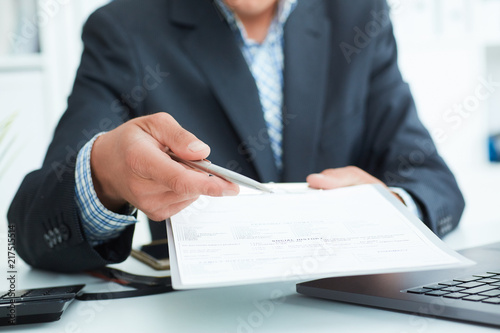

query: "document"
left=167, top=184, right=473, bottom=290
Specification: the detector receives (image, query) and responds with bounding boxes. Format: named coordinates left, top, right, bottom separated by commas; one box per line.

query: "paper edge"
left=168, top=184, right=475, bottom=290
left=371, top=184, right=475, bottom=266
left=166, top=218, right=183, bottom=290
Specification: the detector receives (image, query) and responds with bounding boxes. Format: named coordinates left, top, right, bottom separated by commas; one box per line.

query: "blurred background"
left=0, top=0, right=499, bottom=246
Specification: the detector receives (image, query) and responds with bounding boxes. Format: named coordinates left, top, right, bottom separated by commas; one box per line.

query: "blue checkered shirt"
left=75, top=133, right=137, bottom=244
left=214, top=0, right=298, bottom=171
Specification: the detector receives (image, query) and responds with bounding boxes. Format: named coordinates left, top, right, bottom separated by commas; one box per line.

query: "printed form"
left=167, top=184, right=472, bottom=289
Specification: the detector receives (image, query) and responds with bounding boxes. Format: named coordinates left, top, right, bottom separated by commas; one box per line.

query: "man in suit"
left=8, top=0, right=465, bottom=273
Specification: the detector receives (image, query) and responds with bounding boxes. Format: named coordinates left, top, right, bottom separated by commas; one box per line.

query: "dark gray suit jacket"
left=8, top=0, right=465, bottom=272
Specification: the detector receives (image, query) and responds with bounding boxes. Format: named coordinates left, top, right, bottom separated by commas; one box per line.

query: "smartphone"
left=131, top=239, right=170, bottom=270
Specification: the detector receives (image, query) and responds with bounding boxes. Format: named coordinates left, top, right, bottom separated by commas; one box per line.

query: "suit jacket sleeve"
left=7, top=8, right=141, bottom=273
left=359, top=1, right=465, bottom=236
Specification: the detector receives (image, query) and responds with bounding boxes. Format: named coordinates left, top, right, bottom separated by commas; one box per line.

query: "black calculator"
left=0, top=284, right=85, bottom=326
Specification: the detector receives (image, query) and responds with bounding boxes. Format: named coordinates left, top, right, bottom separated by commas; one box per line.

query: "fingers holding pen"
left=136, top=112, right=211, bottom=161
left=90, top=112, right=239, bottom=220
left=131, top=140, right=239, bottom=197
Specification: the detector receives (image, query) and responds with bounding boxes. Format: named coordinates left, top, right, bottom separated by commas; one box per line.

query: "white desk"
left=2, top=215, right=500, bottom=333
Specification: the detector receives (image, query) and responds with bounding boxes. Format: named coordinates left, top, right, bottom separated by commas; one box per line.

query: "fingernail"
left=188, top=141, right=209, bottom=153
left=222, top=190, right=238, bottom=197
left=311, top=173, right=325, bottom=178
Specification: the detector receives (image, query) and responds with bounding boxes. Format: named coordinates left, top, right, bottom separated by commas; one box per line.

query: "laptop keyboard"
left=406, top=271, right=500, bottom=304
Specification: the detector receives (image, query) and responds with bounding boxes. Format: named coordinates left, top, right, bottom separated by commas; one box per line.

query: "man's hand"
left=90, top=113, right=239, bottom=221
left=307, top=166, right=404, bottom=203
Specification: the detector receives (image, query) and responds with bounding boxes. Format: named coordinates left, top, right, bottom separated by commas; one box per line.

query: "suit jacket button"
left=59, top=224, right=70, bottom=241
left=48, top=230, right=57, bottom=245
left=44, top=234, right=54, bottom=248
left=53, top=228, right=62, bottom=243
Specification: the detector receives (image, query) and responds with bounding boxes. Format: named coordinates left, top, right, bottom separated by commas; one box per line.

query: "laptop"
left=297, top=241, right=500, bottom=327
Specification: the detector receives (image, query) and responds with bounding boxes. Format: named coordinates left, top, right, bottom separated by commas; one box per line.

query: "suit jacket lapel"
left=282, top=0, right=332, bottom=181
left=169, top=0, right=279, bottom=182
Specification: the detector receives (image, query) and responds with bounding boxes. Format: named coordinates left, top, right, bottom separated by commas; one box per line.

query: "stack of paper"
left=167, top=184, right=472, bottom=290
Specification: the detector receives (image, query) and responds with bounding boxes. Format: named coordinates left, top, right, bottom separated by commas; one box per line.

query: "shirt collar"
left=213, top=0, right=298, bottom=42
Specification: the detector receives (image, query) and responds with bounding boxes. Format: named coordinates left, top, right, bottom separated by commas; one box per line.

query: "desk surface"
left=2, top=214, right=500, bottom=333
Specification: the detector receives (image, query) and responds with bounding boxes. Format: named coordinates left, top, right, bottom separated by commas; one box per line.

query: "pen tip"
left=262, top=187, right=274, bottom=194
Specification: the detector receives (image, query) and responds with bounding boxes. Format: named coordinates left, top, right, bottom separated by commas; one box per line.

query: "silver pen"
left=166, top=151, right=274, bottom=193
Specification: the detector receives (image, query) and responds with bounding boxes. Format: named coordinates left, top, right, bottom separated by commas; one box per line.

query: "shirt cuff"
left=75, top=132, right=138, bottom=245
left=389, top=187, right=423, bottom=220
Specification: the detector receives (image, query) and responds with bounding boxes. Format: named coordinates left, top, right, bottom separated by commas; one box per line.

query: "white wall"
left=391, top=0, right=500, bottom=241
left=0, top=0, right=111, bottom=234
